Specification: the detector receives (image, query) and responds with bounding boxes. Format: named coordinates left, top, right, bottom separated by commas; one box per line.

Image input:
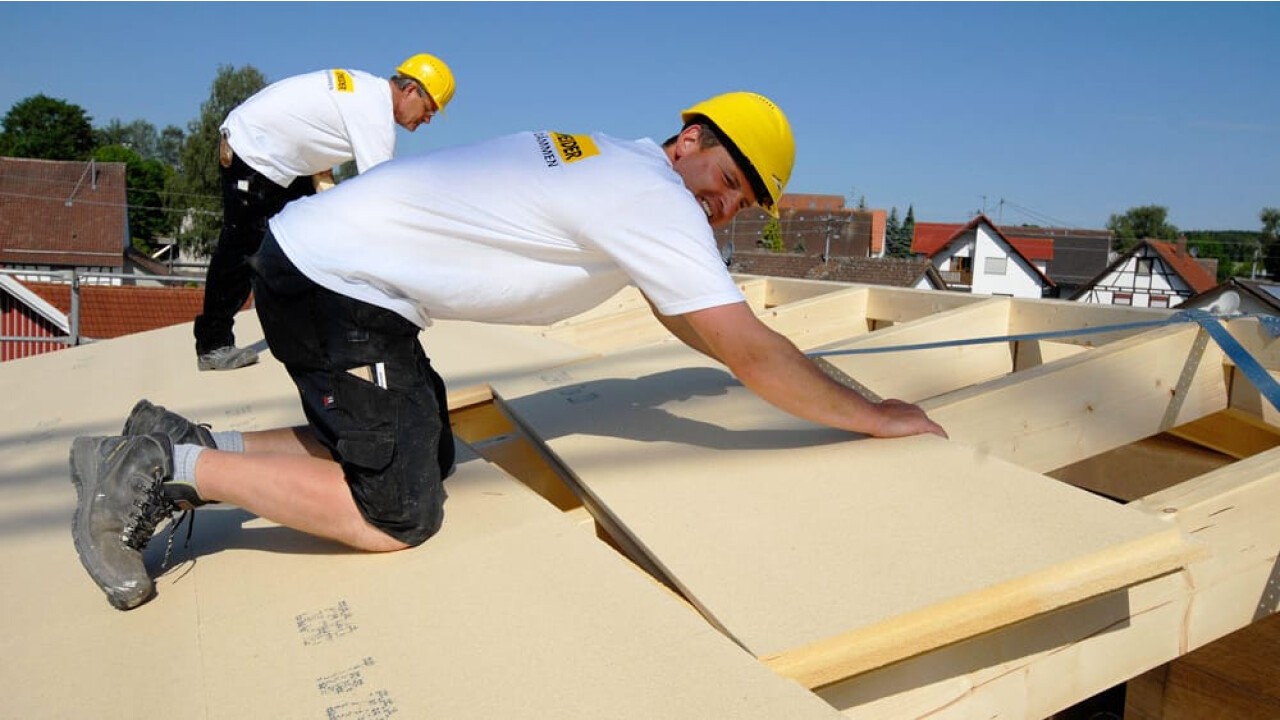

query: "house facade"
left=728, top=250, right=946, bottom=291
left=1070, top=239, right=1218, bottom=309
left=912, top=215, right=1054, bottom=299
left=0, top=157, right=131, bottom=285
left=0, top=156, right=214, bottom=361
left=1183, top=277, right=1280, bottom=317
left=0, top=277, right=206, bottom=362
left=715, top=194, right=887, bottom=259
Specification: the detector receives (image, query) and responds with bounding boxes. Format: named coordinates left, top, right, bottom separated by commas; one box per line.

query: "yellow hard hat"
left=396, top=53, right=456, bottom=113
left=682, top=92, right=794, bottom=218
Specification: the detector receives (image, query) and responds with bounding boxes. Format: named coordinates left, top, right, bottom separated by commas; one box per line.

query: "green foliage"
left=93, top=144, right=176, bottom=251
left=884, top=206, right=915, bottom=258
left=884, top=207, right=901, bottom=255
left=1262, top=208, right=1280, bottom=241
left=760, top=217, right=784, bottom=252
left=902, top=205, right=916, bottom=253
left=1257, top=208, right=1280, bottom=278
left=1, top=94, right=95, bottom=160
left=1183, top=229, right=1264, bottom=282
left=173, top=64, right=268, bottom=257
left=95, top=119, right=160, bottom=159
left=158, top=125, right=185, bottom=170
left=1106, top=205, right=1179, bottom=253
left=93, top=118, right=185, bottom=168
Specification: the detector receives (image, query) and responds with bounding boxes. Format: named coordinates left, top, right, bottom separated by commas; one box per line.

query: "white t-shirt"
left=221, top=69, right=395, bottom=187
left=268, top=131, right=745, bottom=327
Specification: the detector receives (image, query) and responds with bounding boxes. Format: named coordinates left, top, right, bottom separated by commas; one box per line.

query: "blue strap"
left=807, top=310, right=1280, bottom=414
left=1180, top=311, right=1280, bottom=414
left=807, top=315, right=1187, bottom=358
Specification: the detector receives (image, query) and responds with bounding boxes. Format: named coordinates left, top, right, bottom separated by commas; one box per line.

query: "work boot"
left=197, top=345, right=259, bottom=372
left=69, top=434, right=179, bottom=610
left=122, top=399, right=216, bottom=448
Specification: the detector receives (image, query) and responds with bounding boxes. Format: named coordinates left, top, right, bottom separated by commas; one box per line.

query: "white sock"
left=211, top=430, right=244, bottom=453
left=172, top=444, right=204, bottom=491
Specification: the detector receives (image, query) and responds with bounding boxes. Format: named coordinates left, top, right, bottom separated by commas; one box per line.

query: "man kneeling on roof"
left=67, top=91, right=948, bottom=610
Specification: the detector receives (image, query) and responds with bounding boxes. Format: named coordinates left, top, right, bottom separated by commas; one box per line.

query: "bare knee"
left=351, top=523, right=413, bottom=552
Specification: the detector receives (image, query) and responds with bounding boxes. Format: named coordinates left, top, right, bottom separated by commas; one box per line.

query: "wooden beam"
left=921, top=322, right=1230, bottom=473
left=811, top=446, right=1280, bottom=718
left=818, top=297, right=1014, bottom=403
left=763, top=528, right=1199, bottom=690
left=1007, top=298, right=1177, bottom=347
left=860, top=285, right=987, bottom=326
left=734, top=275, right=852, bottom=308
left=1169, top=407, right=1280, bottom=460
left=756, top=287, right=872, bottom=350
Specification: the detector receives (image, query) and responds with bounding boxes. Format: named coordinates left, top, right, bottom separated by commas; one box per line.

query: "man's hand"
left=869, top=399, right=948, bottom=439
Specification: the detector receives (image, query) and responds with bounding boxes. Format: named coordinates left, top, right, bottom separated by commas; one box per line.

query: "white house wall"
left=934, top=227, right=1045, bottom=299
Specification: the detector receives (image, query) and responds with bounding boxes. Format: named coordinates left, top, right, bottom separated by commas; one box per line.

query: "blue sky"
left=2, top=2, right=1277, bottom=231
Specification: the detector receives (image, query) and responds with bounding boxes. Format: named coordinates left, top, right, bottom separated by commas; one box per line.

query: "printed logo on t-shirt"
left=534, top=131, right=599, bottom=167
left=327, top=69, right=355, bottom=93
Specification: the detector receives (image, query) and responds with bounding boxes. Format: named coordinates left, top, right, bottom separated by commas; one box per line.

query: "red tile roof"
left=912, top=215, right=1056, bottom=288
left=20, top=281, right=213, bottom=339
left=911, top=222, right=962, bottom=255
left=0, top=157, right=127, bottom=268
left=1008, top=237, right=1054, bottom=262
left=778, top=193, right=845, bottom=212
left=1149, top=240, right=1218, bottom=294
left=729, top=251, right=944, bottom=289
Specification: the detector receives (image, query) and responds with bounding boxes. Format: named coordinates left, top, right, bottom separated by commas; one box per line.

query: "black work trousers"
left=194, top=150, right=314, bottom=355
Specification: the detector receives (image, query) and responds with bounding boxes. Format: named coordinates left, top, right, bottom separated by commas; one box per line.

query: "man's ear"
left=672, top=125, right=702, bottom=159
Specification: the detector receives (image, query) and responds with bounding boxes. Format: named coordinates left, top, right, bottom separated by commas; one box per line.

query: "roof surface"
left=0, top=157, right=127, bottom=268
left=19, top=280, right=209, bottom=339
left=1, top=278, right=1271, bottom=718
left=1149, top=240, right=1218, bottom=293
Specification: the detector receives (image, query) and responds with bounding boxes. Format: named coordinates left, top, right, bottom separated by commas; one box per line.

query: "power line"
left=998, top=198, right=1082, bottom=230
left=0, top=189, right=220, bottom=216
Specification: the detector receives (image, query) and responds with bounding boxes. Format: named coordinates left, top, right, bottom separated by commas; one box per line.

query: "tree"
left=900, top=205, right=916, bottom=257
left=1260, top=207, right=1280, bottom=278
left=884, top=207, right=902, bottom=256
left=1106, top=205, right=1179, bottom=254
left=158, top=125, right=185, bottom=170
left=883, top=206, right=914, bottom=258
left=0, top=94, right=95, bottom=160
left=760, top=217, right=784, bottom=252
left=93, top=144, right=176, bottom=252
left=95, top=119, right=161, bottom=159
left=173, top=64, right=267, bottom=256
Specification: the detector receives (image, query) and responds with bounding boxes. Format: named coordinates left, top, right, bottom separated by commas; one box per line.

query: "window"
left=1149, top=295, right=1170, bottom=309
left=1113, top=292, right=1133, bottom=306
left=1136, top=258, right=1153, bottom=277
left=984, top=257, right=1008, bottom=275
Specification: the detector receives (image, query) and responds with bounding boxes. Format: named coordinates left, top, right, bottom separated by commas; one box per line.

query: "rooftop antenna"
left=64, top=158, right=97, bottom=207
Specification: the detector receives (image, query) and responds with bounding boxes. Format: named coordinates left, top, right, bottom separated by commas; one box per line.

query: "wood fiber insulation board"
left=0, top=316, right=843, bottom=720
left=817, top=444, right=1280, bottom=718
left=490, top=340, right=1199, bottom=688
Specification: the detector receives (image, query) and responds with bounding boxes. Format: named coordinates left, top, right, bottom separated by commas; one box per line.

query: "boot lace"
left=120, top=467, right=178, bottom=552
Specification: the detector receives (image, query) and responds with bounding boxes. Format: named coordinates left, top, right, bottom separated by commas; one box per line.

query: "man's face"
left=394, top=83, right=438, bottom=132
left=669, top=126, right=758, bottom=228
